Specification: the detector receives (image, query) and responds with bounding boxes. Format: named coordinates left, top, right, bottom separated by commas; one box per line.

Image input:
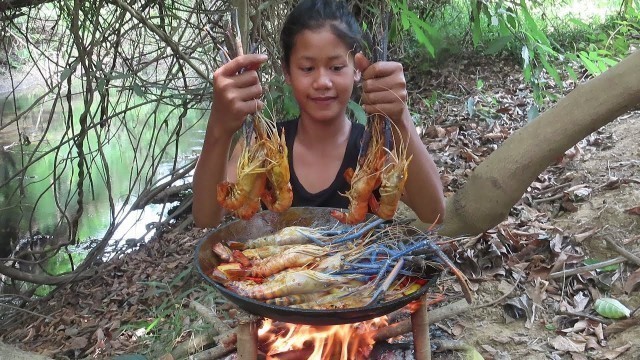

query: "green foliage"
left=390, top=0, right=441, bottom=58
left=564, top=14, right=639, bottom=77
left=377, top=0, right=639, bottom=107
left=263, top=77, right=299, bottom=121
left=458, top=0, right=638, bottom=104
left=121, top=268, right=215, bottom=356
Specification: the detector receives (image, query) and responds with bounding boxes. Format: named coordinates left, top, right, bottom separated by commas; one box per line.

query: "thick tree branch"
left=0, top=0, right=50, bottom=11
left=440, top=50, right=640, bottom=237
left=0, top=263, right=94, bottom=285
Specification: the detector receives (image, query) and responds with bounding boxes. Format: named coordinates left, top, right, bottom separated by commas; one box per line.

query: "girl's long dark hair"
left=280, top=0, right=363, bottom=69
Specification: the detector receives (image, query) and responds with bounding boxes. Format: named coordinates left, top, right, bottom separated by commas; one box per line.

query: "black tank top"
left=277, top=119, right=365, bottom=209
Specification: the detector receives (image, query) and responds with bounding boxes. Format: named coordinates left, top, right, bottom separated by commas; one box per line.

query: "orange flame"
left=258, top=316, right=388, bottom=360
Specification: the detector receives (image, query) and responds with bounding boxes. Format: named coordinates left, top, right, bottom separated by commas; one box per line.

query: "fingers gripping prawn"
left=216, top=100, right=293, bottom=219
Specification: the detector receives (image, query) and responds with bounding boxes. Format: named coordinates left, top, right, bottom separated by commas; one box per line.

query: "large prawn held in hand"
left=369, top=121, right=413, bottom=220
left=331, top=116, right=387, bottom=224
left=215, top=17, right=292, bottom=220
left=331, top=20, right=412, bottom=224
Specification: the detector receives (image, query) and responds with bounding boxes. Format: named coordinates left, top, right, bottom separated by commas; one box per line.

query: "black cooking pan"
left=194, top=207, right=439, bottom=325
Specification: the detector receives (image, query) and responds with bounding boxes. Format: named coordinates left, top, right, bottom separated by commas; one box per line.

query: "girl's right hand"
left=210, top=54, right=268, bottom=138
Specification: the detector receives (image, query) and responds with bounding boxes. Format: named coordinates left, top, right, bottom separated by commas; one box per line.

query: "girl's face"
left=284, top=26, right=359, bottom=125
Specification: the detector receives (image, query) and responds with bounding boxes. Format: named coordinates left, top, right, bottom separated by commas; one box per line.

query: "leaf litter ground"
left=1, top=53, right=639, bottom=360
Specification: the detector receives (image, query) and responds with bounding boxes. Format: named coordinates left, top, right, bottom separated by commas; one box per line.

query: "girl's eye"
left=332, top=65, right=346, bottom=72
left=300, top=67, right=313, bottom=72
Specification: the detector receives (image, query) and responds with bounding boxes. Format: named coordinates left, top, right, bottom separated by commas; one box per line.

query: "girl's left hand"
left=354, top=52, right=409, bottom=124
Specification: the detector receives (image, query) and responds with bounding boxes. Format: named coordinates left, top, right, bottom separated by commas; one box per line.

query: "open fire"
left=258, top=316, right=389, bottom=360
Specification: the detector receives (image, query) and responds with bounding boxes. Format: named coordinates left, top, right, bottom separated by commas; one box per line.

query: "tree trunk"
left=439, top=50, right=640, bottom=237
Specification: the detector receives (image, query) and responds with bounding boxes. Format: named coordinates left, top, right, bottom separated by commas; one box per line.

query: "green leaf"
left=523, top=64, right=532, bottom=82
left=602, top=57, right=619, bottom=67
left=470, top=1, right=482, bottom=45
left=539, top=55, right=562, bottom=87
left=466, top=97, right=476, bottom=117
left=348, top=100, right=367, bottom=124
left=413, top=26, right=435, bottom=57
left=60, top=67, right=74, bottom=82
left=485, top=35, right=513, bottom=55
left=96, top=78, right=106, bottom=93
left=565, top=66, right=578, bottom=82
left=146, top=317, right=161, bottom=332
left=464, top=347, right=485, bottom=360
left=594, top=298, right=631, bottom=319
left=521, top=45, right=530, bottom=67
left=257, top=0, right=274, bottom=11
left=583, top=258, right=619, bottom=272
left=567, top=18, right=589, bottom=28
left=471, top=19, right=482, bottom=45
left=578, top=52, right=602, bottom=76
left=520, top=0, right=550, bottom=47
left=133, top=83, right=144, bottom=97
left=527, top=104, right=539, bottom=122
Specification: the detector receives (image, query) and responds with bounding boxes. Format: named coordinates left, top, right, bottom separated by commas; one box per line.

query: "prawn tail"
left=234, top=199, right=262, bottom=220
left=368, top=194, right=397, bottom=220
left=330, top=207, right=367, bottom=225
left=216, top=182, right=243, bottom=211
left=266, top=185, right=293, bottom=213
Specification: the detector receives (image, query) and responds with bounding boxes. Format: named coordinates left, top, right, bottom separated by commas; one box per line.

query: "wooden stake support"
left=236, top=311, right=259, bottom=359
left=411, top=294, right=432, bottom=360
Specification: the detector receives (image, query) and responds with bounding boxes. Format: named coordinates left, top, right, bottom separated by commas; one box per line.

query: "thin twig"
left=549, top=256, right=627, bottom=279
left=558, top=310, right=612, bottom=325
left=602, top=237, right=640, bottom=266
left=0, top=302, right=54, bottom=321
left=534, top=182, right=572, bottom=197
left=474, top=274, right=522, bottom=309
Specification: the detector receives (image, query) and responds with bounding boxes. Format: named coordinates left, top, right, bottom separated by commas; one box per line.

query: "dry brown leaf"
left=584, top=335, right=600, bottom=350
left=561, top=200, right=579, bottom=212
left=571, top=353, right=588, bottom=360
left=573, top=291, right=590, bottom=312
left=425, top=125, right=446, bottom=139
left=549, top=335, right=586, bottom=352
left=624, top=206, right=640, bottom=216
left=623, top=268, right=640, bottom=294
left=561, top=318, right=588, bottom=333
left=593, top=322, right=605, bottom=346
left=480, top=344, right=499, bottom=356
left=67, top=336, right=89, bottom=350
left=601, top=342, right=632, bottom=359
left=604, top=317, right=640, bottom=337
left=573, top=227, right=599, bottom=243
left=451, top=323, right=465, bottom=337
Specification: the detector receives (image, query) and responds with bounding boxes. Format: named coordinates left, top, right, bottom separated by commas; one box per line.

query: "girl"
left=193, top=0, right=444, bottom=228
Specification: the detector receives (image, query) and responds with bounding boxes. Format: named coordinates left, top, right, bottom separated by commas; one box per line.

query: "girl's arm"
left=193, top=54, right=267, bottom=228
left=355, top=54, right=445, bottom=224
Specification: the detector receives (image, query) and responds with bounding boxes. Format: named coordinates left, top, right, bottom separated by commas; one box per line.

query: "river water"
left=0, top=86, right=208, bottom=267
